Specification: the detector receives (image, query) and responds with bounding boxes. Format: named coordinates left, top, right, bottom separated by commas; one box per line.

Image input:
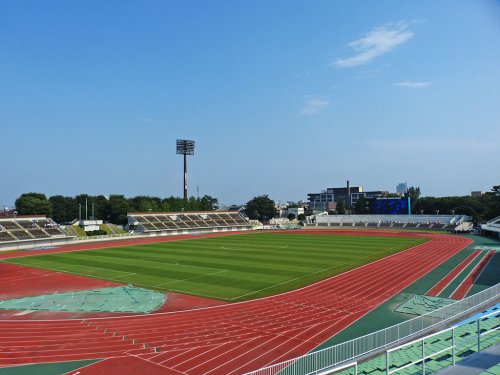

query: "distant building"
left=286, top=207, right=304, bottom=218
left=308, top=181, right=363, bottom=210
left=396, top=182, right=408, bottom=196
left=471, top=191, right=484, bottom=197
left=308, top=183, right=389, bottom=212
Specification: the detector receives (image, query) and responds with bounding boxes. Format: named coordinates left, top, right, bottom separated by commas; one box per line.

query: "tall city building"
left=396, top=182, right=408, bottom=196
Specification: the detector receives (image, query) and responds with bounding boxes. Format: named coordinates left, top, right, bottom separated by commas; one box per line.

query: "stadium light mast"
left=176, top=139, right=195, bottom=202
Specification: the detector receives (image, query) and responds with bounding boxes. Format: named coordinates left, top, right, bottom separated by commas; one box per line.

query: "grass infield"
left=4, top=232, right=426, bottom=302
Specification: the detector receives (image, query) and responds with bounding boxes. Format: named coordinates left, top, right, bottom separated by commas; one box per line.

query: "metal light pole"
left=176, top=139, right=195, bottom=202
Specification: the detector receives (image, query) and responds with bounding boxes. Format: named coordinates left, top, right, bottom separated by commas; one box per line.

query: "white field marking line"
left=451, top=250, right=495, bottom=298
left=42, top=264, right=137, bottom=280
left=14, top=310, right=35, bottom=316
left=220, top=244, right=288, bottom=250
left=61, top=358, right=108, bottom=375
left=168, top=342, right=228, bottom=367
left=228, top=242, right=411, bottom=301
left=148, top=346, right=196, bottom=361
left=431, top=251, right=482, bottom=297
left=109, top=272, right=137, bottom=280
left=21, top=262, right=134, bottom=278
left=153, top=269, right=229, bottom=288
left=248, top=315, right=354, bottom=371
left=185, top=337, right=261, bottom=372
left=217, top=320, right=337, bottom=375
left=7, top=234, right=454, bottom=322
left=271, top=299, right=351, bottom=314
left=449, top=251, right=490, bottom=297
left=226, top=315, right=352, bottom=375
left=122, top=352, right=186, bottom=374
left=53, top=251, right=229, bottom=273
left=203, top=334, right=285, bottom=375
left=109, top=255, right=229, bottom=273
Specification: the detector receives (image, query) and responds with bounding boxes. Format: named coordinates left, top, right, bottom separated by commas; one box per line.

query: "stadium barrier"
left=243, top=282, right=500, bottom=375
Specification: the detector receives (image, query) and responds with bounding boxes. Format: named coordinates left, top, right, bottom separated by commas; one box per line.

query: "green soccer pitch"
left=4, top=232, right=426, bottom=301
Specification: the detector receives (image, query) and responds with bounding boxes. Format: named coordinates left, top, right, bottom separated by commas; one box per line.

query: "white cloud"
left=332, top=21, right=414, bottom=68
left=300, top=97, right=330, bottom=115
left=395, top=81, right=432, bottom=88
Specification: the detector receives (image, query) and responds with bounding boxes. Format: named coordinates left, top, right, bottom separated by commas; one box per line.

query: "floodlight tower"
left=176, top=139, right=195, bottom=202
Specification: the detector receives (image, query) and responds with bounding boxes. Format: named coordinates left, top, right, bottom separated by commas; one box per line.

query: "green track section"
left=0, top=360, right=98, bottom=375
left=438, top=250, right=488, bottom=298
left=3, top=232, right=424, bottom=302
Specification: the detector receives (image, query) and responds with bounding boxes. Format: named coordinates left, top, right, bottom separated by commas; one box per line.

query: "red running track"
left=0, top=231, right=472, bottom=374
left=426, top=249, right=481, bottom=297
left=450, top=250, right=495, bottom=300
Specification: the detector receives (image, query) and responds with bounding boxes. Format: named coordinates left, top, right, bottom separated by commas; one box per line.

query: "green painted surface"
left=71, top=224, right=87, bottom=237
left=394, top=295, right=455, bottom=316
left=3, top=233, right=424, bottom=301
left=0, top=285, right=165, bottom=313
left=0, top=360, right=98, bottom=375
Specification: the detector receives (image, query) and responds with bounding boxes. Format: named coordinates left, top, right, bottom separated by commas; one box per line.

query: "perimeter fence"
left=243, top=282, right=500, bottom=375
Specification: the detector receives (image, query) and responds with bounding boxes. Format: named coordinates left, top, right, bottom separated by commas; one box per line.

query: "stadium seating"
left=128, top=211, right=253, bottom=234
left=305, top=214, right=472, bottom=231
left=0, top=217, right=71, bottom=242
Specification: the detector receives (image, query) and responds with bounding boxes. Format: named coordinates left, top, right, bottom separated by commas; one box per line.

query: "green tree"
left=244, top=195, right=277, bottom=222
left=108, top=195, right=130, bottom=225
left=199, top=195, right=219, bottom=210
left=336, top=200, right=346, bottom=214
left=297, top=213, right=306, bottom=221
left=49, top=195, right=76, bottom=223
left=287, top=213, right=296, bottom=220
left=15, top=193, right=52, bottom=216
left=353, top=195, right=368, bottom=214
left=490, top=185, right=500, bottom=196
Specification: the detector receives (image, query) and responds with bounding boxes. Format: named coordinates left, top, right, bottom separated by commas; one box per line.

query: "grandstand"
left=481, top=216, right=500, bottom=238
left=127, top=210, right=253, bottom=235
left=0, top=216, right=72, bottom=243
left=306, top=214, right=472, bottom=231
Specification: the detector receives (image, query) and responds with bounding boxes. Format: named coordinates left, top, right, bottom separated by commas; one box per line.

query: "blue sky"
left=1, top=0, right=499, bottom=207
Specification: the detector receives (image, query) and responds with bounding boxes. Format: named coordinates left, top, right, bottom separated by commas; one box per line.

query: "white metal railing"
left=243, top=282, right=500, bottom=375
left=72, top=233, right=136, bottom=241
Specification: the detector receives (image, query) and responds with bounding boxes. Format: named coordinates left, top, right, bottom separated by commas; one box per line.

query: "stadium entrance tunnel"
left=0, top=285, right=166, bottom=313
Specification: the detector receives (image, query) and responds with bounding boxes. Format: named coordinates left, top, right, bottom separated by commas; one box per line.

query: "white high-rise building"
left=396, top=182, right=408, bottom=195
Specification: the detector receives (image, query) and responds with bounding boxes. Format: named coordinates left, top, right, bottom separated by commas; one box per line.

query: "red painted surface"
left=426, top=250, right=482, bottom=297
left=63, top=356, right=186, bottom=375
left=450, top=250, right=495, bottom=300
left=0, top=231, right=472, bottom=374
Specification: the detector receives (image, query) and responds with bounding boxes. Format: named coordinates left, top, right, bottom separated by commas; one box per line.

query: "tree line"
left=15, top=193, right=219, bottom=225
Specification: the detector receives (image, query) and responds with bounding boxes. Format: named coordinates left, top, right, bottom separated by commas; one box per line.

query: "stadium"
left=2, top=2, right=500, bottom=374
left=0, top=207, right=499, bottom=374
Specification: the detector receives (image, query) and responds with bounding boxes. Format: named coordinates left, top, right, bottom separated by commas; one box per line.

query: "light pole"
left=176, top=139, right=195, bottom=203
